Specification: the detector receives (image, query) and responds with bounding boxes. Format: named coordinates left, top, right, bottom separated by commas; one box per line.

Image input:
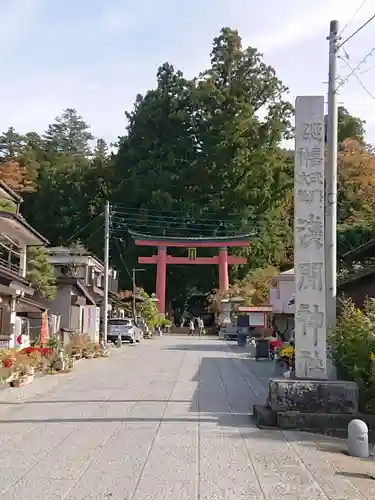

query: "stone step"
left=252, top=404, right=277, bottom=428
left=252, top=405, right=375, bottom=442
left=277, top=410, right=375, bottom=442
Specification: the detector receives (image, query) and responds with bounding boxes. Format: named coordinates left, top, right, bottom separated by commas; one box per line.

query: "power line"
left=111, top=215, right=259, bottom=232
left=339, top=56, right=375, bottom=101
left=64, top=212, right=103, bottom=245
left=339, top=0, right=368, bottom=38
left=341, top=237, right=375, bottom=258
left=336, top=47, right=375, bottom=90
left=113, top=237, right=133, bottom=280
left=112, top=214, right=252, bottom=230
left=113, top=217, right=375, bottom=228
left=112, top=204, right=254, bottom=219
left=338, top=13, right=375, bottom=48
left=81, top=225, right=103, bottom=244
left=360, top=62, right=375, bottom=75
left=112, top=210, right=246, bottom=223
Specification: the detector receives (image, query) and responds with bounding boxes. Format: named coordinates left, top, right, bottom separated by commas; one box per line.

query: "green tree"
left=94, top=138, right=109, bottom=160
left=111, top=28, right=294, bottom=296
left=139, top=289, right=160, bottom=329
left=26, top=246, right=56, bottom=299
left=0, top=127, right=25, bottom=159
left=324, top=106, right=365, bottom=145
left=21, top=110, right=104, bottom=251
left=338, top=106, right=365, bottom=144
left=43, top=108, right=94, bottom=156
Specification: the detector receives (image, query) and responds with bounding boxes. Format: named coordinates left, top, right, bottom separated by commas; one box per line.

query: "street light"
left=132, top=268, right=145, bottom=321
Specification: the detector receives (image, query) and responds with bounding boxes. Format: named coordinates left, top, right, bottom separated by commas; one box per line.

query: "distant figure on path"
left=189, top=318, right=195, bottom=336
left=198, top=317, right=204, bottom=336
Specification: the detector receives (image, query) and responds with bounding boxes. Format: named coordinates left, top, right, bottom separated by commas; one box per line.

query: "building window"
left=97, top=273, right=102, bottom=288
left=0, top=307, right=4, bottom=334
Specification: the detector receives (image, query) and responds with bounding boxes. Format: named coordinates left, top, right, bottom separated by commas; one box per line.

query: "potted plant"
left=68, top=332, right=90, bottom=359
left=160, top=318, right=172, bottom=332
left=0, top=366, right=14, bottom=384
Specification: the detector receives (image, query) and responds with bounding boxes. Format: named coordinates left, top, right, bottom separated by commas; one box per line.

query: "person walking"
left=198, top=317, right=204, bottom=336
left=189, top=318, right=195, bottom=336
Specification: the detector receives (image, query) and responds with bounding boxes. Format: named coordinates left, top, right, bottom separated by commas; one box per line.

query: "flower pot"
left=2, top=358, right=14, bottom=369
left=53, top=360, right=64, bottom=371
left=10, top=375, right=33, bottom=388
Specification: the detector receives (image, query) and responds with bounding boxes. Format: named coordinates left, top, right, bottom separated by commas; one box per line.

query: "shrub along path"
left=0, top=337, right=372, bottom=499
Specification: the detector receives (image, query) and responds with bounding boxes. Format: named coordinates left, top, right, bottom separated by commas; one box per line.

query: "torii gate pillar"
left=155, top=247, right=167, bottom=318
left=218, top=247, right=229, bottom=292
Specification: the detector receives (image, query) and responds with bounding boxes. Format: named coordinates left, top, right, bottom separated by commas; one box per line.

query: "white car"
left=107, top=317, right=142, bottom=344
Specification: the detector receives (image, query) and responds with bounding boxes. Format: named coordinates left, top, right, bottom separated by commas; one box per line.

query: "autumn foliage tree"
left=210, top=265, right=278, bottom=313
left=0, top=160, right=36, bottom=193
left=338, top=139, right=375, bottom=223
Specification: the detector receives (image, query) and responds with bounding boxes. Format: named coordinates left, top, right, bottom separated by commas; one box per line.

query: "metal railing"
left=0, top=255, right=21, bottom=275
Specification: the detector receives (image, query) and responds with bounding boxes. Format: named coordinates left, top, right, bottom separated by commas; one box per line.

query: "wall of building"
left=270, top=271, right=375, bottom=311
left=48, top=285, right=72, bottom=329
left=70, top=304, right=81, bottom=331
left=269, top=280, right=295, bottom=315
left=0, top=296, right=12, bottom=337
left=273, top=313, right=294, bottom=335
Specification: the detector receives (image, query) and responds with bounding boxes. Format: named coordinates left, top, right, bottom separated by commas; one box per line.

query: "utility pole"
left=326, top=20, right=339, bottom=335
left=103, top=201, right=110, bottom=343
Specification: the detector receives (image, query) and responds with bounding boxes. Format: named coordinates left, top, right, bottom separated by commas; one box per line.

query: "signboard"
left=188, top=248, right=196, bottom=260
left=84, top=305, right=100, bottom=342
left=294, top=96, right=327, bottom=379
left=248, top=312, right=266, bottom=327
left=41, top=311, right=48, bottom=346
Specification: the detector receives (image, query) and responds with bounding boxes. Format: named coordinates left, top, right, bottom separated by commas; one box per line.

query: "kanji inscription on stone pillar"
left=294, top=96, right=327, bottom=379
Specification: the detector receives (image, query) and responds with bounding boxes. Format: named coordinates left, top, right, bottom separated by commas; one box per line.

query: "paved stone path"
left=0, top=336, right=373, bottom=499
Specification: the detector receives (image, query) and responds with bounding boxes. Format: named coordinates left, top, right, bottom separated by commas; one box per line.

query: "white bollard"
left=348, top=419, right=369, bottom=458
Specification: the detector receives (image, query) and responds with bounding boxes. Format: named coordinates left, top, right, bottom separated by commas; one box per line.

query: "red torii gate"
left=130, top=231, right=251, bottom=315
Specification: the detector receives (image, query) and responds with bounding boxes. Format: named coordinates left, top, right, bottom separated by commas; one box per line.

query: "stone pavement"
left=0, top=336, right=373, bottom=499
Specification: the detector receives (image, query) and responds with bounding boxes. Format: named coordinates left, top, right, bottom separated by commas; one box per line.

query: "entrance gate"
left=130, top=231, right=251, bottom=315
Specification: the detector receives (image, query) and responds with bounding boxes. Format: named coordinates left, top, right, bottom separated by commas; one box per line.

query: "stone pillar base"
left=252, top=378, right=360, bottom=437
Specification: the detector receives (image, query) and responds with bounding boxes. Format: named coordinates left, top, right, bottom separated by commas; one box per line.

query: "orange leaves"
left=338, top=139, right=375, bottom=223
left=0, top=160, right=36, bottom=193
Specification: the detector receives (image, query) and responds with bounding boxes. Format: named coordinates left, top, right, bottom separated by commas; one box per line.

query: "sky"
left=1, top=0, right=375, bottom=145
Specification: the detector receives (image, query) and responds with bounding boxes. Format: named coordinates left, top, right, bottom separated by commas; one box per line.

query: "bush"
left=139, top=290, right=160, bottom=329
left=330, top=297, right=375, bottom=412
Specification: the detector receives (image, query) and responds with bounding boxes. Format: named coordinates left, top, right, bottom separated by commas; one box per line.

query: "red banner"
left=41, top=311, right=47, bottom=346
